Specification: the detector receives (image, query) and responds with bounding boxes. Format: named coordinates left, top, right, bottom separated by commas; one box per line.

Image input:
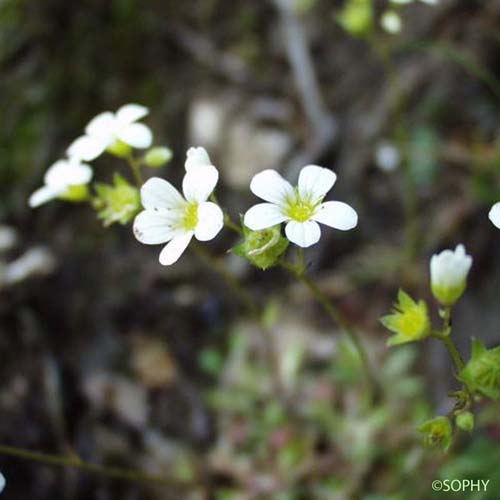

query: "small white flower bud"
left=430, top=244, right=472, bottom=306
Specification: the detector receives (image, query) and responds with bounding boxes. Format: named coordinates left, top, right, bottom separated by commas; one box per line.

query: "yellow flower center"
left=182, top=202, right=199, bottom=231
left=285, top=193, right=317, bottom=222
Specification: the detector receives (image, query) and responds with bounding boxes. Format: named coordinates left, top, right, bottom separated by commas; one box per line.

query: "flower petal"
left=140, top=177, right=185, bottom=211
left=285, top=220, right=321, bottom=248
left=116, top=103, right=149, bottom=124
left=182, top=165, right=219, bottom=203
left=244, top=203, right=287, bottom=231
left=44, top=160, right=93, bottom=188
left=312, top=201, right=358, bottom=231
left=250, top=170, right=294, bottom=205
left=489, top=202, right=500, bottom=229
left=67, top=135, right=109, bottom=162
left=159, top=232, right=193, bottom=265
left=133, top=210, right=181, bottom=244
left=117, top=123, right=153, bottom=148
left=298, top=165, right=336, bottom=204
left=194, top=201, right=224, bottom=241
left=29, top=186, right=62, bottom=207
left=85, top=112, right=116, bottom=139
left=185, top=147, right=212, bottom=171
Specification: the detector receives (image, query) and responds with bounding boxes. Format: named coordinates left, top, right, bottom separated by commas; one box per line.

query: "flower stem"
left=281, top=256, right=380, bottom=402
left=0, top=444, right=185, bottom=487
left=190, top=243, right=287, bottom=400
left=128, top=156, right=144, bottom=187
left=223, top=215, right=242, bottom=235
left=442, top=335, right=465, bottom=372
left=433, top=307, right=465, bottom=373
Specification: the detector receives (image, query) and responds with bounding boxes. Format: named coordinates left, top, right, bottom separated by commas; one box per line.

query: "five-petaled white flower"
left=489, top=202, right=500, bottom=229
left=244, top=165, right=358, bottom=248
left=133, top=153, right=223, bottom=265
left=29, top=159, right=92, bottom=207
left=430, top=244, right=472, bottom=306
left=67, top=103, right=153, bottom=162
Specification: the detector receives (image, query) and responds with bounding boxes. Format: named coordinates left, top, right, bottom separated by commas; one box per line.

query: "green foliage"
left=460, top=339, right=500, bottom=401
left=233, top=224, right=289, bottom=270
left=93, top=173, right=140, bottom=226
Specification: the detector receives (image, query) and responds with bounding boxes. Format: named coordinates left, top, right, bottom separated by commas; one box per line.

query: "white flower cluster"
left=133, top=147, right=358, bottom=265
left=29, top=104, right=152, bottom=208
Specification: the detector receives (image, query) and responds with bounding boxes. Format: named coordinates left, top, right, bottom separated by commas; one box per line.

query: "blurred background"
left=1, top=0, right=500, bottom=498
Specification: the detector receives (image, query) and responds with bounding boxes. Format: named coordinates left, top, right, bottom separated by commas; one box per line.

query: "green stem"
left=128, top=156, right=144, bottom=187
left=224, top=215, right=242, bottom=235
left=433, top=307, right=465, bottom=373
left=190, top=243, right=287, bottom=400
left=442, top=335, right=465, bottom=372
left=281, top=257, right=380, bottom=402
left=0, top=444, right=185, bottom=487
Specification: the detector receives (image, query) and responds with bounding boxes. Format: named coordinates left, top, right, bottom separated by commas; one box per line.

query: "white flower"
left=489, top=202, right=500, bottom=229
left=133, top=156, right=223, bottom=266
left=29, top=159, right=92, bottom=207
left=67, top=103, right=153, bottom=162
left=0, top=471, right=5, bottom=494
left=381, top=11, right=402, bottom=34
left=430, top=244, right=472, bottom=306
left=244, top=165, right=358, bottom=248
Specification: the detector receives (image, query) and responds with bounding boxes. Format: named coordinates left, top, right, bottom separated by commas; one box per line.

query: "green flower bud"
left=455, top=411, right=474, bottom=432
left=233, top=224, right=289, bottom=270
left=107, top=140, right=132, bottom=158
left=460, top=339, right=500, bottom=400
left=337, top=0, right=373, bottom=38
left=380, top=290, right=431, bottom=347
left=144, top=147, right=173, bottom=168
left=93, top=173, right=140, bottom=227
left=419, top=416, right=453, bottom=452
left=59, top=184, right=90, bottom=203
